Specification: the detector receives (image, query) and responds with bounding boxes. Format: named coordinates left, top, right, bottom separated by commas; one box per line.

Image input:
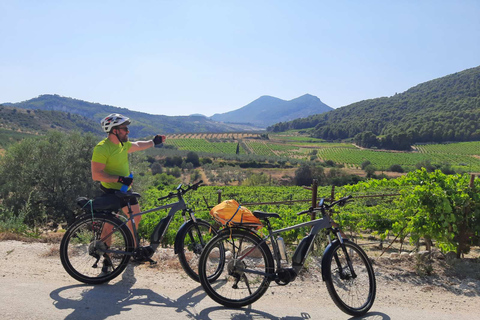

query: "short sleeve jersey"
left=91, top=138, right=132, bottom=190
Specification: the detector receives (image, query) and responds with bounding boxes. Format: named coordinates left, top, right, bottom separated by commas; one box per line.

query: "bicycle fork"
left=331, top=229, right=357, bottom=280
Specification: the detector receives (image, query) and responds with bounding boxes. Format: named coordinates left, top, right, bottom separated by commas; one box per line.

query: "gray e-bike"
left=198, top=196, right=376, bottom=316
left=60, top=180, right=224, bottom=284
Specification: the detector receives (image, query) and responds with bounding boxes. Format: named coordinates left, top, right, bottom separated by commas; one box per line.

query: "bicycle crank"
left=132, top=246, right=157, bottom=264
left=275, top=268, right=297, bottom=285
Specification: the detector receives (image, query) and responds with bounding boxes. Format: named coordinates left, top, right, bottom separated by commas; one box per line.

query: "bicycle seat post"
left=264, top=218, right=274, bottom=234
left=126, top=201, right=133, bottom=215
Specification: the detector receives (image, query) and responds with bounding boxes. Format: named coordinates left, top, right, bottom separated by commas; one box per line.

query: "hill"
left=210, top=94, right=332, bottom=127
left=0, top=105, right=103, bottom=134
left=0, top=105, right=104, bottom=148
left=268, top=66, right=480, bottom=150
left=2, top=95, right=263, bottom=138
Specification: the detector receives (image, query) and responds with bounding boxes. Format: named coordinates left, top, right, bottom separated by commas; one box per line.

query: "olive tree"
left=0, top=131, right=99, bottom=226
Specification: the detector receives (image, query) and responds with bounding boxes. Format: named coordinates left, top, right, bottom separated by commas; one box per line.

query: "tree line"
left=268, top=66, right=480, bottom=150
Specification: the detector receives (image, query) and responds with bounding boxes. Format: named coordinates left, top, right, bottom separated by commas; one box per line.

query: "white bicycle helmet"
left=101, top=113, right=131, bottom=133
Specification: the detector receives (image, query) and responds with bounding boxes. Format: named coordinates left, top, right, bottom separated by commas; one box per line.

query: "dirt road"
left=0, top=240, right=479, bottom=320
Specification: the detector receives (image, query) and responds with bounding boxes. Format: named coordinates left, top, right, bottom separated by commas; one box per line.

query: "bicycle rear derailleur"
left=132, top=246, right=157, bottom=265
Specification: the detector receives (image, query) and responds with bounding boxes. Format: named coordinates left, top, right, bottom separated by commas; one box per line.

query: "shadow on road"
left=50, top=264, right=311, bottom=320
left=349, top=311, right=391, bottom=320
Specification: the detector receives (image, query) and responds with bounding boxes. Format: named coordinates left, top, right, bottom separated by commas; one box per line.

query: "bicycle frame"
left=237, top=209, right=345, bottom=278
left=99, top=190, right=192, bottom=256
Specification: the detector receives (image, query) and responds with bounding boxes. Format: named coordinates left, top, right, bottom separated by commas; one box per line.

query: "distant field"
left=160, top=134, right=480, bottom=172
left=164, top=138, right=246, bottom=155
left=415, top=141, right=480, bottom=155
left=269, top=134, right=325, bottom=142
left=3, top=128, right=478, bottom=173
left=244, top=141, right=308, bottom=157
left=317, top=144, right=480, bottom=171
left=165, top=133, right=261, bottom=139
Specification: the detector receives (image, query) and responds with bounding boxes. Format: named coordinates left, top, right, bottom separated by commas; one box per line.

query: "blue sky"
left=1, top=0, right=479, bottom=116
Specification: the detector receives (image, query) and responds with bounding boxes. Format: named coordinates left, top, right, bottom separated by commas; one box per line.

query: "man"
left=91, top=113, right=165, bottom=249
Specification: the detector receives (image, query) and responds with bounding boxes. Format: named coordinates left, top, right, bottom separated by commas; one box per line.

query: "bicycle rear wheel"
left=60, top=213, right=134, bottom=284
left=198, top=228, right=274, bottom=308
left=323, top=240, right=376, bottom=316
left=177, top=219, right=224, bottom=282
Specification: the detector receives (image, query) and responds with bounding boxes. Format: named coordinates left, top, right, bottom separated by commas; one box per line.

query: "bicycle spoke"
left=325, top=241, right=376, bottom=316
left=178, top=220, right=221, bottom=282
left=199, top=229, right=273, bottom=308
left=242, top=274, right=253, bottom=295
left=60, top=214, right=132, bottom=284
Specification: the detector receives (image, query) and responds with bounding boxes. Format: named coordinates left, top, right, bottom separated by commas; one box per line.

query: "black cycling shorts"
left=100, top=185, right=139, bottom=207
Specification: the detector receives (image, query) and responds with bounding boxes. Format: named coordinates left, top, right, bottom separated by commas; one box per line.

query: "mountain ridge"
left=2, top=94, right=264, bottom=137
left=210, top=94, right=332, bottom=127
left=2, top=93, right=332, bottom=136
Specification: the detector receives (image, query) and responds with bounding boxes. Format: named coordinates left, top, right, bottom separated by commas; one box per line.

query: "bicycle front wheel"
left=177, top=219, right=223, bottom=282
left=323, top=240, right=376, bottom=316
left=198, top=228, right=274, bottom=308
left=60, top=213, right=134, bottom=284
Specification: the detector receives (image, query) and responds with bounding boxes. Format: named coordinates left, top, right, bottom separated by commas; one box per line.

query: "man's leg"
left=122, top=203, right=142, bottom=247
left=100, top=222, right=114, bottom=247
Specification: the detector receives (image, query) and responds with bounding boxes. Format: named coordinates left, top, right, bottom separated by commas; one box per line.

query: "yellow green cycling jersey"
left=91, top=138, right=132, bottom=190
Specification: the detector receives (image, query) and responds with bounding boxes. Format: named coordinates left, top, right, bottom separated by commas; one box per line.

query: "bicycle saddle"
left=114, top=191, right=141, bottom=200
left=76, top=194, right=122, bottom=212
left=252, top=211, right=280, bottom=219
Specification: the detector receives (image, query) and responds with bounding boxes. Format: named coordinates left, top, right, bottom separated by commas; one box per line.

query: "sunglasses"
left=117, top=126, right=129, bottom=132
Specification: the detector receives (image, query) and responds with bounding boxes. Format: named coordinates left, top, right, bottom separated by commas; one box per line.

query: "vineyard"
left=139, top=183, right=406, bottom=245
left=139, top=170, right=480, bottom=256
left=414, top=141, right=480, bottom=155
left=165, top=138, right=246, bottom=155
left=316, top=146, right=480, bottom=171
left=165, top=133, right=261, bottom=140
left=243, top=141, right=310, bottom=158
left=158, top=133, right=480, bottom=173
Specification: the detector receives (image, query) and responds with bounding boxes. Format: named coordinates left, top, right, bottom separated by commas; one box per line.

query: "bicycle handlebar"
left=185, top=180, right=203, bottom=192
left=327, top=195, right=353, bottom=209
left=296, top=208, right=313, bottom=216
left=295, top=195, right=353, bottom=215
left=157, top=192, right=175, bottom=201
left=157, top=180, right=204, bottom=201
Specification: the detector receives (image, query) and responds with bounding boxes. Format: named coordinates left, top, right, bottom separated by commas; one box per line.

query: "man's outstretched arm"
left=129, top=135, right=165, bottom=153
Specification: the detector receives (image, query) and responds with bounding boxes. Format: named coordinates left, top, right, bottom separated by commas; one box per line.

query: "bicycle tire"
left=198, top=228, right=274, bottom=308
left=60, top=213, right=134, bottom=284
left=323, top=240, right=376, bottom=316
left=176, top=219, right=224, bottom=282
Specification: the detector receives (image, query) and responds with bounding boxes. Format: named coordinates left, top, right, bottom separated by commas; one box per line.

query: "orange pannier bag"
left=210, top=199, right=263, bottom=230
